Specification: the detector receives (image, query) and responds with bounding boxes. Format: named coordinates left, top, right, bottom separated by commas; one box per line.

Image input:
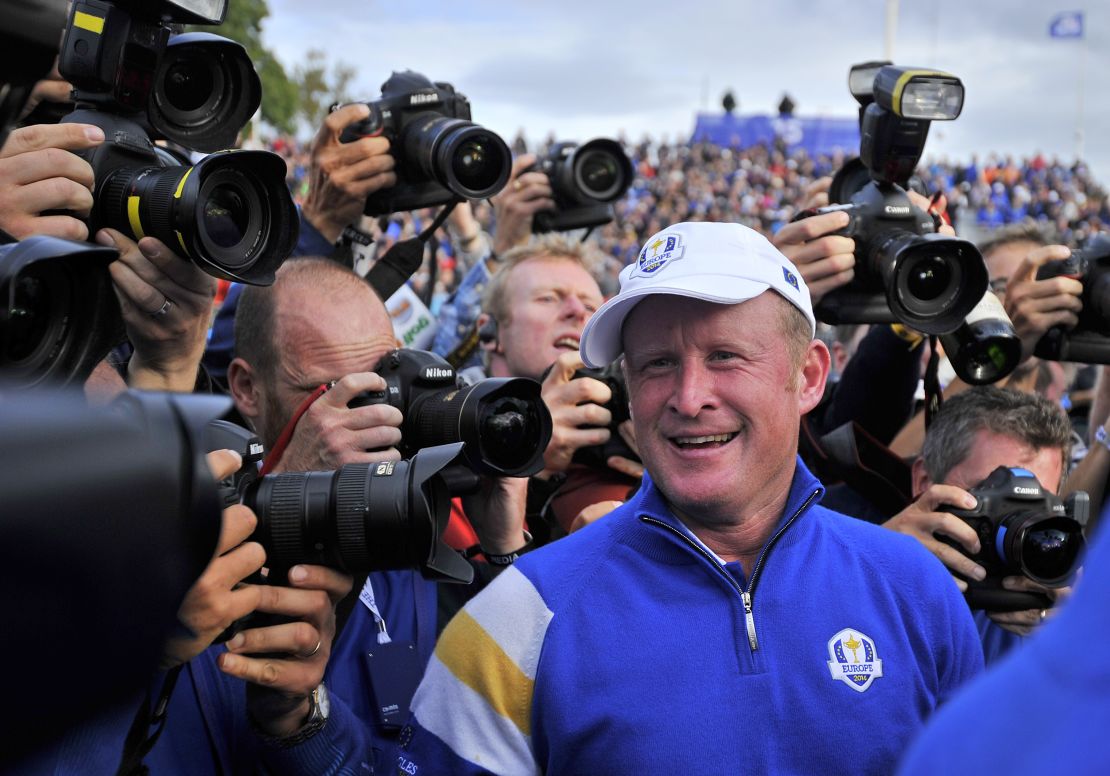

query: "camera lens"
left=451, top=135, right=499, bottom=192
left=575, top=150, right=622, bottom=201
left=94, top=150, right=296, bottom=285
left=163, top=59, right=216, bottom=113
left=406, top=117, right=512, bottom=200
left=1022, top=519, right=1083, bottom=583
left=203, top=183, right=250, bottom=249
left=4, top=269, right=61, bottom=363
left=906, top=255, right=951, bottom=301
left=480, top=396, right=543, bottom=471
left=241, top=445, right=474, bottom=583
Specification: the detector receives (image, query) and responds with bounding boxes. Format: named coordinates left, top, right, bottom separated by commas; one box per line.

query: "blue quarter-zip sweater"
left=399, top=457, right=984, bottom=775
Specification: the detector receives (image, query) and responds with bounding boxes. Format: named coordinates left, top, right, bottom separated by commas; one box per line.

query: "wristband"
left=889, top=323, right=925, bottom=349
left=463, top=531, right=533, bottom=566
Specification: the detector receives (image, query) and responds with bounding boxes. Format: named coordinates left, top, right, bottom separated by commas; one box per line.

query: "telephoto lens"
left=403, top=116, right=510, bottom=200
left=941, top=292, right=1021, bottom=385
left=242, top=443, right=474, bottom=584
left=349, top=349, right=553, bottom=478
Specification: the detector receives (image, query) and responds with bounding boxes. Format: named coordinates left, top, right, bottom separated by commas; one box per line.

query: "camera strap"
left=923, top=336, right=944, bottom=429
left=365, top=201, right=459, bottom=302
left=114, top=666, right=183, bottom=776
left=259, top=384, right=331, bottom=476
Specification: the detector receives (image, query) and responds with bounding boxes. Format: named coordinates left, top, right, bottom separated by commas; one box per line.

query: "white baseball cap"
left=580, top=221, right=816, bottom=368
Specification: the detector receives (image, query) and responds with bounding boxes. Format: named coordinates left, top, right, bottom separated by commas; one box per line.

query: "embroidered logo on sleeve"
left=827, top=628, right=883, bottom=692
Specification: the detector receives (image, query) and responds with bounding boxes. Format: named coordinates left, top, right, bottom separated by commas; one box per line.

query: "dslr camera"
left=803, top=65, right=988, bottom=336
left=58, top=0, right=298, bottom=285
left=529, top=138, right=634, bottom=233
left=1034, top=233, right=1110, bottom=363
left=339, top=70, right=512, bottom=216
left=541, top=358, right=638, bottom=469
left=348, top=348, right=553, bottom=479
left=941, top=466, right=1087, bottom=611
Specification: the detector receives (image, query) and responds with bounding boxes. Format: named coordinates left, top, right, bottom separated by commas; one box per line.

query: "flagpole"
left=1076, top=29, right=1087, bottom=162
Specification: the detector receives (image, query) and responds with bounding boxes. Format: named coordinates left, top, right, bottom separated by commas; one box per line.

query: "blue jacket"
left=399, top=458, right=984, bottom=775
left=898, top=514, right=1110, bottom=776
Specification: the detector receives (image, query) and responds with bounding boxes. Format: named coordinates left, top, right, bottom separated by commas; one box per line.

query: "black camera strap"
left=923, top=335, right=943, bottom=430
left=365, top=200, right=459, bottom=302
left=115, top=665, right=184, bottom=776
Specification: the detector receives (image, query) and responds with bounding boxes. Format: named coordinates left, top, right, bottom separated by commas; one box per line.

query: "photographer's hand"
left=569, top=500, right=624, bottom=533
left=606, top=419, right=643, bottom=479
left=1003, top=245, right=1083, bottom=361
left=539, top=352, right=613, bottom=478
left=97, top=229, right=217, bottom=392
left=490, top=153, right=555, bottom=256
left=883, top=484, right=986, bottom=591
left=161, top=449, right=265, bottom=670
left=17, top=69, right=73, bottom=121
left=273, top=372, right=403, bottom=473
left=218, top=564, right=353, bottom=737
left=302, top=103, right=397, bottom=244
left=0, top=122, right=103, bottom=241
left=771, top=210, right=855, bottom=305
left=987, top=578, right=1073, bottom=637
left=463, top=475, right=529, bottom=555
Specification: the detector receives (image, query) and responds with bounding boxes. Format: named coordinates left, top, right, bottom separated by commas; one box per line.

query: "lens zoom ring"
left=145, top=172, right=186, bottom=243
left=335, top=464, right=371, bottom=570
left=265, top=475, right=307, bottom=567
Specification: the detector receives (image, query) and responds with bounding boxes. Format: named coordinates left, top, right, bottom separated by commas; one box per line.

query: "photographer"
left=225, top=256, right=527, bottom=766
left=431, top=153, right=555, bottom=372
left=472, top=235, right=643, bottom=536
left=884, top=387, right=1074, bottom=662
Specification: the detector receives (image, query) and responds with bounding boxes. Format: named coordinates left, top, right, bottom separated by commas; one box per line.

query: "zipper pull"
left=741, top=591, right=758, bottom=651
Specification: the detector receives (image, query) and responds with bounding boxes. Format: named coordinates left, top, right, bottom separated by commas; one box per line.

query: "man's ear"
left=227, top=357, right=261, bottom=423
left=911, top=457, right=932, bottom=499
left=477, top=313, right=500, bottom=353
left=796, top=339, right=831, bottom=415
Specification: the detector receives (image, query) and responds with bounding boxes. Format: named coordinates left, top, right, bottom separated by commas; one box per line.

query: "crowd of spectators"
left=254, top=132, right=1109, bottom=307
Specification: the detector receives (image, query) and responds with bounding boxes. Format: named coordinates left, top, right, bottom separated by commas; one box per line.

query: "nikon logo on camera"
left=409, top=93, right=440, bottom=105
left=421, top=367, right=454, bottom=381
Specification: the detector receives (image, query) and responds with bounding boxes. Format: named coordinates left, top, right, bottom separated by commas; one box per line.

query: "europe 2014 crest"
left=827, top=628, right=884, bottom=693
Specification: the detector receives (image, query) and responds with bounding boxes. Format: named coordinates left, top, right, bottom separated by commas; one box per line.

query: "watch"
left=256, top=683, right=330, bottom=748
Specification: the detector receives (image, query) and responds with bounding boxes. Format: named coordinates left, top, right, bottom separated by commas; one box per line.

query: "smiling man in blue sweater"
left=396, top=221, right=984, bottom=775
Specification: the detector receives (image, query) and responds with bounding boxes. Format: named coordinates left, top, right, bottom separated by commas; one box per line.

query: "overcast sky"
left=264, top=0, right=1109, bottom=180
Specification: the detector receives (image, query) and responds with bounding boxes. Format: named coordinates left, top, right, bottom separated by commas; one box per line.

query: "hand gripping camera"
left=339, top=70, right=512, bottom=216
left=941, top=466, right=1088, bottom=611
left=804, top=66, right=988, bottom=336
left=348, top=348, right=553, bottom=479
left=1034, top=234, right=1110, bottom=363
left=58, top=0, right=298, bottom=285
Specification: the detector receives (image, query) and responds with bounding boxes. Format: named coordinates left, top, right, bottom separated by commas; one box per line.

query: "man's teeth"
left=674, top=433, right=735, bottom=447
left=555, top=338, right=580, bottom=349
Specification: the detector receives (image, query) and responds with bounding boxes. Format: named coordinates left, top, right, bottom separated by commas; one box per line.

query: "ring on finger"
left=513, top=179, right=523, bottom=191
left=149, top=297, right=174, bottom=318
left=298, top=639, right=322, bottom=659
left=1038, top=609, right=1048, bottom=622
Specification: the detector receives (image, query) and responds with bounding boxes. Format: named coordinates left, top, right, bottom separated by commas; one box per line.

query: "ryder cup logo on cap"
left=634, top=232, right=686, bottom=276
left=579, top=221, right=816, bottom=368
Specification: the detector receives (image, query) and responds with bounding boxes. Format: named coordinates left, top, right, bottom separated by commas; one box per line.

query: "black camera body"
left=349, top=348, right=552, bottom=479
left=1035, top=234, right=1110, bottom=363
left=806, top=65, right=987, bottom=336
left=530, top=139, right=633, bottom=233
left=339, top=71, right=512, bottom=216
left=57, top=2, right=297, bottom=286
left=810, top=175, right=987, bottom=336
left=940, top=466, right=1087, bottom=611
left=567, top=361, right=639, bottom=469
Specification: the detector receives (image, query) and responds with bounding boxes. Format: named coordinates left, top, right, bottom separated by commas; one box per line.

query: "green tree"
left=188, top=0, right=298, bottom=134
left=293, top=49, right=358, bottom=131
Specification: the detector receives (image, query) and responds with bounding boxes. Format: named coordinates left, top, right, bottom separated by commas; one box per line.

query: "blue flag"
left=1049, top=10, right=1084, bottom=38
